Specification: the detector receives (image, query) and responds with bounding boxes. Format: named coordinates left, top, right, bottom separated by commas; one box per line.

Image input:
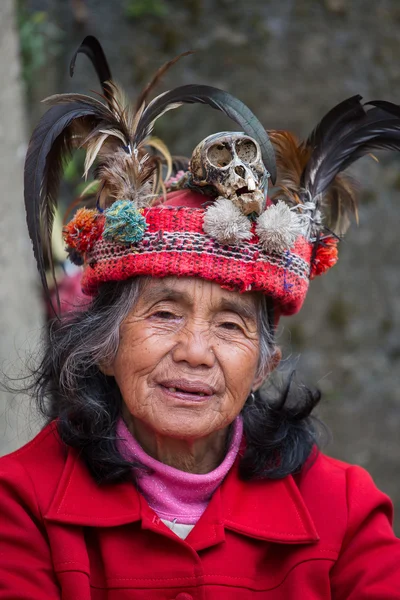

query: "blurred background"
left=1, top=0, right=399, bottom=531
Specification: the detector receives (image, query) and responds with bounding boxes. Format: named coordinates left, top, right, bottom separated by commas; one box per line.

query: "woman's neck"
left=123, top=411, right=229, bottom=474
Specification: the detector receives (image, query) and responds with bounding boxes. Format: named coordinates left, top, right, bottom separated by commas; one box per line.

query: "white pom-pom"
left=256, top=200, right=304, bottom=253
left=203, top=197, right=252, bottom=244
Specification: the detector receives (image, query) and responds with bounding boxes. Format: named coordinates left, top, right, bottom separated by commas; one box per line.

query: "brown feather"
left=268, top=130, right=311, bottom=203
left=135, top=51, right=193, bottom=112
left=145, top=136, right=173, bottom=182
left=320, top=173, right=359, bottom=236
left=96, top=150, right=156, bottom=208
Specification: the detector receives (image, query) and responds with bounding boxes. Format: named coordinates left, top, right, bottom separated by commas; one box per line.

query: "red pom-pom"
left=63, top=209, right=105, bottom=254
left=310, top=236, right=339, bottom=279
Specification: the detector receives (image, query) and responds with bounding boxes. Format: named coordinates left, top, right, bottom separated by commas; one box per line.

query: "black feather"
left=44, top=92, right=134, bottom=148
left=366, top=100, right=400, bottom=118
left=135, top=84, right=277, bottom=184
left=305, top=95, right=364, bottom=150
left=70, top=36, right=113, bottom=105
left=24, top=102, right=103, bottom=313
left=301, top=99, right=400, bottom=201
left=43, top=92, right=112, bottom=113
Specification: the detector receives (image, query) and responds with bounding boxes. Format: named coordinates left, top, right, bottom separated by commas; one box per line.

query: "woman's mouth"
left=158, top=379, right=215, bottom=402
left=166, top=387, right=206, bottom=397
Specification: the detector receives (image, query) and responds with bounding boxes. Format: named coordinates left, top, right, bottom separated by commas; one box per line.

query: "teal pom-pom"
left=103, top=200, right=148, bottom=245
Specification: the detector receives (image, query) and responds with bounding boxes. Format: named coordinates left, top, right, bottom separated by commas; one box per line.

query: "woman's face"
left=104, top=277, right=263, bottom=440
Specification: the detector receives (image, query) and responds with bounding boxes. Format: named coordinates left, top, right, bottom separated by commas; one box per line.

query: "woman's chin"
left=122, top=385, right=236, bottom=442
left=132, top=405, right=228, bottom=441
left=157, top=412, right=224, bottom=440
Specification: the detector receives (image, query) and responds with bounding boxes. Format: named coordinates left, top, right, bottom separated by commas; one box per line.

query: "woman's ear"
left=98, top=361, right=115, bottom=376
left=252, top=346, right=282, bottom=391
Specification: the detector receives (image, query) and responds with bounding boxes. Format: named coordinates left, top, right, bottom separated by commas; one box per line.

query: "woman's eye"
left=220, top=321, right=243, bottom=331
left=152, top=311, right=178, bottom=320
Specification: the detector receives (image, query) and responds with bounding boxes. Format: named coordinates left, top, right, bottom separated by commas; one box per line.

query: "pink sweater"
left=116, top=417, right=243, bottom=525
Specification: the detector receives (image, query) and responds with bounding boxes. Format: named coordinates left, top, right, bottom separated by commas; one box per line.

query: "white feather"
left=83, top=133, right=109, bottom=179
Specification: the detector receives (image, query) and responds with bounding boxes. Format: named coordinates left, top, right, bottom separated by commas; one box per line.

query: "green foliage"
left=124, top=0, right=169, bottom=19
left=16, top=0, right=63, bottom=94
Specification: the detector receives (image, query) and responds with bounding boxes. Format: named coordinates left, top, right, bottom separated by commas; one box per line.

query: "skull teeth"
left=247, top=177, right=256, bottom=191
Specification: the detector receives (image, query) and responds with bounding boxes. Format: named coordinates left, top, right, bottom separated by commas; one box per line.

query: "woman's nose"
left=171, top=324, right=215, bottom=368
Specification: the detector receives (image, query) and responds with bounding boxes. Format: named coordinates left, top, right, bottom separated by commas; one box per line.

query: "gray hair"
left=56, top=279, right=145, bottom=395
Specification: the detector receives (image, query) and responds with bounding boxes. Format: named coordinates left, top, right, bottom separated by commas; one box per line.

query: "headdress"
left=24, top=36, right=400, bottom=317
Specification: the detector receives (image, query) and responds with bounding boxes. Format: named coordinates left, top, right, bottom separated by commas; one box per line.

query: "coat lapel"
left=220, top=462, right=319, bottom=543
left=45, top=444, right=319, bottom=547
left=45, top=447, right=141, bottom=526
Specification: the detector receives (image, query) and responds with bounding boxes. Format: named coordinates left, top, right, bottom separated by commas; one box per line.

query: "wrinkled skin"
left=102, top=277, right=276, bottom=472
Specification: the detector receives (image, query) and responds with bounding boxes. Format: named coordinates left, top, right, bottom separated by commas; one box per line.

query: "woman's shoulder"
left=295, top=449, right=394, bottom=534
left=301, top=449, right=384, bottom=490
left=0, top=421, right=68, bottom=509
left=299, top=449, right=391, bottom=501
left=0, top=421, right=66, bottom=467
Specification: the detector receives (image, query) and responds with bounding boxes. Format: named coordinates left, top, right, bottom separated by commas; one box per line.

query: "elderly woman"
left=1, top=38, right=400, bottom=599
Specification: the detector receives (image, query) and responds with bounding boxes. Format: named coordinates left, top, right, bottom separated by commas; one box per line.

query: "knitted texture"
left=82, top=205, right=312, bottom=315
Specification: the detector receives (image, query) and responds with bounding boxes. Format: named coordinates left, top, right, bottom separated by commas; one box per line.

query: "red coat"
left=0, top=421, right=399, bottom=599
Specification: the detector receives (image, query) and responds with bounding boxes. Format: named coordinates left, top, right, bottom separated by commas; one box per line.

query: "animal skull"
left=190, top=132, right=267, bottom=215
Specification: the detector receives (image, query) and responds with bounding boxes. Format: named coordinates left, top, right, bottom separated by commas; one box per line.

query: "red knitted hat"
left=78, top=190, right=313, bottom=316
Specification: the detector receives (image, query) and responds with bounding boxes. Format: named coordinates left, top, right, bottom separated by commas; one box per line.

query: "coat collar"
left=45, top=444, right=319, bottom=546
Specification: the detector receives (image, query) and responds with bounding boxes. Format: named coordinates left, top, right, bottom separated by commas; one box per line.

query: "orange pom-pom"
left=63, top=209, right=105, bottom=254
left=310, top=236, right=339, bottom=279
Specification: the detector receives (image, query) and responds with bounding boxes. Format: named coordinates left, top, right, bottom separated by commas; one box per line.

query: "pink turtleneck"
left=116, top=417, right=243, bottom=526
